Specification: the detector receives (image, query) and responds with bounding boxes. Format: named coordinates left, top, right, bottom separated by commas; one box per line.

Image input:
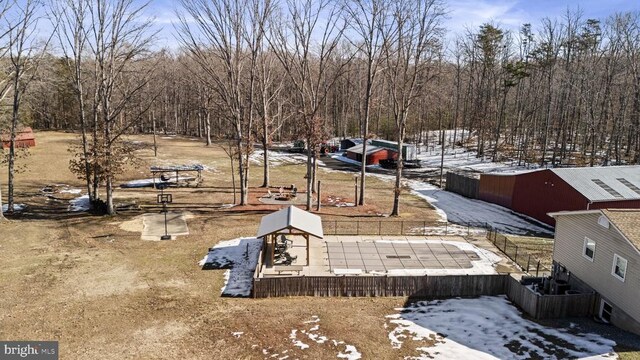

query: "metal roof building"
left=551, top=167, right=640, bottom=202
left=478, top=166, right=640, bottom=226
left=345, top=144, right=397, bottom=165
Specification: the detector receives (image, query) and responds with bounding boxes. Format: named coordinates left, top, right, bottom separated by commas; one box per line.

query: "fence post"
left=536, top=261, right=540, bottom=277
left=504, top=237, right=508, bottom=253
left=526, top=254, right=531, bottom=273
left=445, top=222, right=448, bottom=235
left=423, top=221, right=426, bottom=236
left=514, top=245, right=518, bottom=265
left=401, top=221, right=404, bottom=235
left=316, top=181, right=321, bottom=211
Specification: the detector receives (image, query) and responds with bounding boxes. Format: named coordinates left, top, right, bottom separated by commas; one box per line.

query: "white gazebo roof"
left=256, top=206, right=324, bottom=239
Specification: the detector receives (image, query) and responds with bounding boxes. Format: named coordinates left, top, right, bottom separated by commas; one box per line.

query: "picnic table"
left=150, top=164, right=203, bottom=188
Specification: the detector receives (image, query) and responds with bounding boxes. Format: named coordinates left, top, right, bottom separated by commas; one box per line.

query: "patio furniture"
left=273, top=265, right=304, bottom=275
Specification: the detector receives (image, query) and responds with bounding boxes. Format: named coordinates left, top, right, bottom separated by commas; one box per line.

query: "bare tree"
left=82, top=0, right=156, bottom=214
left=345, top=0, right=388, bottom=206
left=382, top=0, right=444, bottom=216
left=0, top=0, right=14, bottom=221
left=52, top=0, right=93, bottom=199
left=269, top=0, right=351, bottom=210
left=5, top=0, right=51, bottom=214
left=178, top=0, right=270, bottom=205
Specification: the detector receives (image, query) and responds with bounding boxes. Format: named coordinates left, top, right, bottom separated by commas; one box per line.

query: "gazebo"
left=256, top=206, right=324, bottom=267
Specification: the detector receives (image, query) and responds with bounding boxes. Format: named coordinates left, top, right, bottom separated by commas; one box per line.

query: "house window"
left=597, top=215, right=609, bottom=229
left=583, top=237, right=596, bottom=261
left=611, top=254, right=628, bottom=281
left=600, top=300, right=613, bottom=323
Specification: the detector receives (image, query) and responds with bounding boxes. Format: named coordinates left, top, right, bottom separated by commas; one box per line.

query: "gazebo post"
left=270, top=233, right=275, bottom=266
left=305, top=234, right=309, bottom=266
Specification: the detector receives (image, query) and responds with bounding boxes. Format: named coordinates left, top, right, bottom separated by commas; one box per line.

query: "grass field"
left=504, top=235, right=555, bottom=269
left=1, top=131, right=638, bottom=359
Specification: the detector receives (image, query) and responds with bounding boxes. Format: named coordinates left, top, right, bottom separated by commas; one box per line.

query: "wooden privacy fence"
left=253, top=273, right=598, bottom=321
left=445, top=172, right=480, bottom=199
left=487, top=230, right=551, bottom=277
left=253, top=274, right=508, bottom=298
left=505, top=277, right=598, bottom=319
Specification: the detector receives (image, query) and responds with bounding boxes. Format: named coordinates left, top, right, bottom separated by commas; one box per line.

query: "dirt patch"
left=116, top=215, right=144, bottom=232
left=66, top=265, right=148, bottom=298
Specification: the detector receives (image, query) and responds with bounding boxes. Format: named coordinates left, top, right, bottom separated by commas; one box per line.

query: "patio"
left=259, top=235, right=512, bottom=277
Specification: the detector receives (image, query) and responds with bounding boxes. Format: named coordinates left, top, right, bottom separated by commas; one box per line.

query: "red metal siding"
left=1, top=139, right=36, bottom=149
left=478, top=174, right=516, bottom=208
left=477, top=169, right=640, bottom=226
left=367, top=149, right=397, bottom=165
left=345, top=149, right=397, bottom=165
left=511, top=170, right=589, bottom=226
left=590, top=199, right=640, bottom=211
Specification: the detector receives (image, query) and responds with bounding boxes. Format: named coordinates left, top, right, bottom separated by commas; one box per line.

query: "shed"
left=1, top=127, right=36, bottom=149
left=370, top=139, right=417, bottom=160
left=478, top=166, right=640, bottom=226
left=256, top=206, right=324, bottom=266
left=345, top=144, right=397, bottom=165
left=340, top=138, right=363, bottom=151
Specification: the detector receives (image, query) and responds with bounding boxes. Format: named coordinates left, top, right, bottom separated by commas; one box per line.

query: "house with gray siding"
left=549, top=209, right=640, bottom=336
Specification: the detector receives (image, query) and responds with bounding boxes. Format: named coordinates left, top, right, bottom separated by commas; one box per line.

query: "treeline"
left=2, top=0, right=639, bottom=216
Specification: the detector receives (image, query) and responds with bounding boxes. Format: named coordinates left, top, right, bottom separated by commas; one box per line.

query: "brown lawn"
left=0, top=131, right=637, bottom=359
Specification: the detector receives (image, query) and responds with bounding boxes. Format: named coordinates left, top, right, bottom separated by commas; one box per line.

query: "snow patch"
left=199, top=237, right=262, bottom=297
left=68, top=195, right=91, bottom=212
left=337, top=345, right=362, bottom=360
left=387, top=296, right=617, bottom=360
left=368, top=172, right=552, bottom=236
left=2, top=203, right=26, bottom=213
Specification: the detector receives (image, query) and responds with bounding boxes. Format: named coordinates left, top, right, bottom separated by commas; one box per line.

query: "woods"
left=2, top=0, right=640, bottom=216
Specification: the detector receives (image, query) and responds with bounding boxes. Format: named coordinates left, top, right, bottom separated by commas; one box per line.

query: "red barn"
left=479, top=166, right=640, bottom=226
left=1, top=127, right=36, bottom=149
left=345, top=144, right=397, bottom=165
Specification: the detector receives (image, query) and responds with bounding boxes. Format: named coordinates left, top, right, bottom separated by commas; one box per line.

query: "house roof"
left=256, top=205, right=324, bottom=239
left=342, top=138, right=363, bottom=145
left=550, top=166, right=640, bottom=202
left=602, top=209, right=640, bottom=251
left=346, top=144, right=387, bottom=156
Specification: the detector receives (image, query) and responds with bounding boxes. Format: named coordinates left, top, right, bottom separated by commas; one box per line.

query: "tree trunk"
left=0, top=176, right=6, bottom=221
left=261, top=113, right=270, bottom=187
left=237, top=137, right=247, bottom=206
left=205, top=111, right=212, bottom=146
left=391, top=122, right=406, bottom=217
left=7, top=74, right=21, bottom=214
left=152, top=110, right=157, bottom=157
left=305, top=138, right=313, bottom=211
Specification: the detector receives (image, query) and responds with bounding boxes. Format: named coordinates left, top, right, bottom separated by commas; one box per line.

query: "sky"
left=27, top=0, right=640, bottom=52
left=144, top=0, right=639, bottom=50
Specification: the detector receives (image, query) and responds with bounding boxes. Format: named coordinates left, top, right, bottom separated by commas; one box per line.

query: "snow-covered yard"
left=199, top=237, right=262, bottom=297
left=364, top=172, right=553, bottom=236
left=406, top=179, right=554, bottom=236
left=387, top=296, right=617, bottom=360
